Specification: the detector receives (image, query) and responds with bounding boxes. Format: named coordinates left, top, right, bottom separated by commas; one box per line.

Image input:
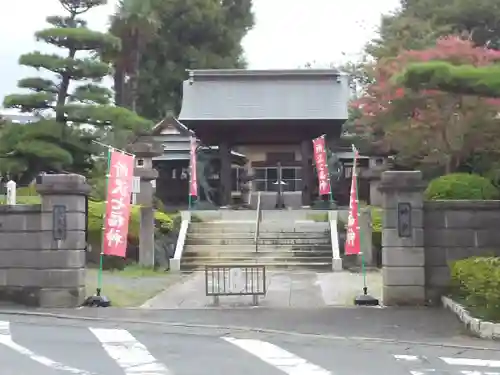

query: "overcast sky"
left=0, top=0, right=400, bottom=110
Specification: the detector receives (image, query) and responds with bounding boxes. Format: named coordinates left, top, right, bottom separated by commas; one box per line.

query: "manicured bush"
left=370, top=207, right=382, bottom=267
left=450, top=256, right=500, bottom=321
left=424, top=173, right=499, bottom=200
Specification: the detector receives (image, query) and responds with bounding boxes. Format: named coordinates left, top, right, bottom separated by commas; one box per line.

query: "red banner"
left=103, top=151, right=135, bottom=257
left=312, top=136, right=331, bottom=195
left=189, top=136, right=197, bottom=197
left=345, top=146, right=361, bottom=255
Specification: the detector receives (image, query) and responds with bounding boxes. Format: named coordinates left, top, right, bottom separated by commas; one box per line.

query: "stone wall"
left=380, top=170, right=500, bottom=306
left=0, top=174, right=90, bottom=308
left=424, top=201, right=500, bottom=303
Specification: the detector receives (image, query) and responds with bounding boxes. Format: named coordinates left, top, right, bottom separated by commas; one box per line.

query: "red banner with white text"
left=103, top=151, right=135, bottom=257
left=345, top=146, right=361, bottom=255
left=189, top=136, right=198, bottom=197
left=312, top=136, right=331, bottom=195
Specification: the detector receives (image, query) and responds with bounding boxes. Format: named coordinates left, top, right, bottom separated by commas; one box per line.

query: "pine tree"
left=2, top=0, right=152, bottom=182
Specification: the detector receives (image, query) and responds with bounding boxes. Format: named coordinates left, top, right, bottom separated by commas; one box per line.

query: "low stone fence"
left=380, top=170, right=500, bottom=306
left=424, top=200, right=500, bottom=303
left=0, top=174, right=89, bottom=308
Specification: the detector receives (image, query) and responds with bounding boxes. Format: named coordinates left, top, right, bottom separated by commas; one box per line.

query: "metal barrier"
left=254, top=191, right=262, bottom=253
left=205, top=264, right=267, bottom=306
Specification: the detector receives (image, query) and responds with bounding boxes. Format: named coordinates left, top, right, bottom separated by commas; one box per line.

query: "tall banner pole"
left=326, top=146, right=335, bottom=205
left=312, top=135, right=331, bottom=204
left=350, top=144, right=379, bottom=306
left=97, top=146, right=112, bottom=299
left=84, top=141, right=135, bottom=307
left=189, top=136, right=198, bottom=210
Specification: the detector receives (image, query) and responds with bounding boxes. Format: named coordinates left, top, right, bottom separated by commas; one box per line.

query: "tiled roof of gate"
left=178, top=69, right=349, bottom=121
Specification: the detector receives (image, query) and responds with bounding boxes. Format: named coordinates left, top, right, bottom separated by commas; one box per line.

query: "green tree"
left=2, top=0, right=151, bottom=182
left=367, top=0, right=500, bottom=60
left=397, top=60, right=500, bottom=97
left=354, top=37, right=500, bottom=174
left=112, top=0, right=254, bottom=121
left=108, top=0, right=161, bottom=110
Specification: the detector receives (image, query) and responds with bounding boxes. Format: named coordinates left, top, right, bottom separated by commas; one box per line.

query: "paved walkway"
left=141, top=270, right=382, bottom=308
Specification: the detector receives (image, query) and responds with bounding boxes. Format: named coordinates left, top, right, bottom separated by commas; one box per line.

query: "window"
left=344, top=164, right=353, bottom=178
left=231, top=167, right=245, bottom=191
left=253, top=167, right=301, bottom=192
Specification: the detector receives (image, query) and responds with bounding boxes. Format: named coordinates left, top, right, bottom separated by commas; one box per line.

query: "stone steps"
left=180, top=220, right=333, bottom=271
left=182, top=261, right=332, bottom=271
left=188, top=223, right=329, bottom=234
left=186, top=232, right=329, bottom=239
left=183, top=249, right=331, bottom=257
left=185, top=238, right=331, bottom=246
left=183, top=244, right=331, bottom=252
left=182, top=255, right=332, bottom=262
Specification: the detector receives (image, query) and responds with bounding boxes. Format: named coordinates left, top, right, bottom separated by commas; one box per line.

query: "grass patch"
left=85, top=265, right=182, bottom=307
left=99, top=263, right=168, bottom=278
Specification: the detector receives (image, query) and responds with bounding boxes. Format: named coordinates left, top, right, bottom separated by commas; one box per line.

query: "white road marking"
left=89, top=327, right=171, bottom=374
left=223, top=336, right=331, bottom=375
left=441, top=357, right=500, bottom=367
left=461, top=371, right=500, bottom=375
left=0, top=320, right=95, bottom=375
left=394, top=355, right=421, bottom=362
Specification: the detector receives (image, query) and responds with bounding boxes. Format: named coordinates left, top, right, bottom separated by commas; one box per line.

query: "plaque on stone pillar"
left=52, top=205, right=67, bottom=240
left=397, top=202, right=412, bottom=238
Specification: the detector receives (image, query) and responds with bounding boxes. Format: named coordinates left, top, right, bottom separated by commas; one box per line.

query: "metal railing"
left=205, top=265, right=267, bottom=306
left=254, top=191, right=262, bottom=253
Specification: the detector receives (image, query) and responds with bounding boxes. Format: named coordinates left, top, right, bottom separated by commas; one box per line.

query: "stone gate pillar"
left=379, top=170, right=426, bottom=305
left=128, top=142, right=162, bottom=267
left=36, top=174, right=91, bottom=307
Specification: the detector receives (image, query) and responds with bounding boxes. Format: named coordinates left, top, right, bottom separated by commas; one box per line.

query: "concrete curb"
left=442, top=295, right=500, bottom=340
left=0, top=308, right=499, bottom=351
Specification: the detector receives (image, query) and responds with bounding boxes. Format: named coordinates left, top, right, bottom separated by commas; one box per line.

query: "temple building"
left=136, top=69, right=391, bottom=209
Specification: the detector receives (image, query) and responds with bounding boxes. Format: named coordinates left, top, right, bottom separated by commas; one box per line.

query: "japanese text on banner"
left=189, top=136, right=198, bottom=197
left=103, top=151, right=135, bottom=257
left=312, top=136, right=331, bottom=195
left=345, top=148, right=360, bottom=255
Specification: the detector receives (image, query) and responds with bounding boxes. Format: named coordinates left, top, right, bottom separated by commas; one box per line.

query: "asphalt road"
left=13, top=305, right=491, bottom=345
left=2, top=314, right=500, bottom=375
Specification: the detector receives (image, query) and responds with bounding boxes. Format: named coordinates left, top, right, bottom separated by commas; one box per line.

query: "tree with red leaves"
left=353, top=36, right=500, bottom=174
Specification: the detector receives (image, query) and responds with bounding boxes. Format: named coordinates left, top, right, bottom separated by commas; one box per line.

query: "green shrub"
left=370, top=207, right=382, bottom=267
left=16, top=184, right=38, bottom=197
left=425, top=173, right=499, bottom=200
left=450, top=256, right=500, bottom=321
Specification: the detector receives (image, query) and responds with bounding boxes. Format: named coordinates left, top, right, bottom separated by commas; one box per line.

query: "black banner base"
left=354, top=287, right=379, bottom=306
left=83, top=295, right=111, bottom=307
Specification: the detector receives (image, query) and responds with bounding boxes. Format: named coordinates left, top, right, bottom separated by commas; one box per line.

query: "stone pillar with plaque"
left=379, top=170, right=426, bottom=306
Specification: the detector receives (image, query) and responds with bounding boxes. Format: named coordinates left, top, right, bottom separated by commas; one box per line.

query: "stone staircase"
left=181, top=220, right=332, bottom=270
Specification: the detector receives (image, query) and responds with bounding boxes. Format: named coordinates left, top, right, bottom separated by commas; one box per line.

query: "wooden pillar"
left=300, top=139, right=312, bottom=207
left=219, top=141, right=231, bottom=207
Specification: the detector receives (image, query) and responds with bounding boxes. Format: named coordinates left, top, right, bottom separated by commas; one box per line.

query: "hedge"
left=424, top=173, right=499, bottom=200
left=450, top=256, right=500, bottom=321
left=3, top=190, right=173, bottom=243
